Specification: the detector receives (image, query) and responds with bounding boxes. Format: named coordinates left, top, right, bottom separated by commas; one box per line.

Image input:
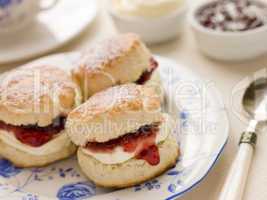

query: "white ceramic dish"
left=189, top=0, right=267, bottom=61
left=0, top=53, right=229, bottom=200
left=109, top=2, right=187, bottom=44
left=0, top=0, right=97, bottom=64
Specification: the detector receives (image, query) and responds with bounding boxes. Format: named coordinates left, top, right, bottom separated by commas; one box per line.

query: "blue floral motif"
left=167, top=165, right=196, bottom=194
left=168, top=178, right=184, bottom=194
left=167, top=169, right=184, bottom=193
left=58, top=167, right=78, bottom=178
left=168, top=184, right=177, bottom=193
left=134, top=179, right=161, bottom=192
left=0, top=159, right=21, bottom=178
left=0, top=0, right=11, bottom=8
left=57, top=182, right=96, bottom=200
left=167, top=170, right=181, bottom=176
left=180, top=111, right=188, bottom=120
left=28, top=166, right=81, bottom=183
left=22, top=194, right=39, bottom=200
left=180, top=111, right=189, bottom=128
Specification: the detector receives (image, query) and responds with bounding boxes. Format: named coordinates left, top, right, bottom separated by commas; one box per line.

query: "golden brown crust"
left=69, top=83, right=160, bottom=120
left=77, top=135, right=179, bottom=188
left=0, top=139, right=77, bottom=168
left=0, top=65, right=81, bottom=127
left=71, top=33, right=152, bottom=100
left=66, top=84, right=162, bottom=145
left=77, top=33, right=142, bottom=73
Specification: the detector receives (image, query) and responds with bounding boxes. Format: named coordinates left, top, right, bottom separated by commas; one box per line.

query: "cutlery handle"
left=219, top=132, right=257, bottom=200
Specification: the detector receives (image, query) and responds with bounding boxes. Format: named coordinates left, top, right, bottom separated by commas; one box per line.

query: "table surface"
left=1, top=1, right=267, bottom=200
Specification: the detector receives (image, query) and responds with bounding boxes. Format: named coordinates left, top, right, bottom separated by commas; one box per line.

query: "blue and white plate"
left=0, top=53, right=229, bottom=200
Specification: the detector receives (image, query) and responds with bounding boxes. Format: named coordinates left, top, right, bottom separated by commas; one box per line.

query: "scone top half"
left=67, top=83, right=161, bottom=145
left=66, top=84, right=176, bottom=166
left=72, top=33, right=159, bottom=101
left=0, top=65, right=81, bottom=148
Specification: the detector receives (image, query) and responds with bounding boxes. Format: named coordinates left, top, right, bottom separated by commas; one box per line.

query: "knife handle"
left=219, top=132, right=256, bottom=200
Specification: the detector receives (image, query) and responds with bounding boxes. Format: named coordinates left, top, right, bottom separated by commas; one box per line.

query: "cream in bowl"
left=109, top=0, right=187, bottom=44
left=189, top=0, right=267, bottom=61
left=112, top=0, right=185, bottom=18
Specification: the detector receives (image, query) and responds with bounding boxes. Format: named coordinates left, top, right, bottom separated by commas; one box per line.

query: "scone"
left=0, top=65, right=82, bottom=167
left=66, top=84, right=179, bottom=188
left=72, top=33, right=162, bottom=101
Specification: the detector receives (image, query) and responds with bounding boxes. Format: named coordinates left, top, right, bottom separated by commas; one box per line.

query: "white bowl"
left=108, top=2, right=187, bottom=44
left=189, top=0, right=267, bottom=61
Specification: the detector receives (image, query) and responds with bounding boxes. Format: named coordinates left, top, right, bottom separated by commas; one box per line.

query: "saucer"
left=0, top=0, right=98, bottom=64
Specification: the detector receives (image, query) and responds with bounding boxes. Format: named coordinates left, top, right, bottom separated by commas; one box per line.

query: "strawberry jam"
left=0, top=116, right=66, bottom=147
left=136, top=58, right=158, bottom=85
left=86, top=123, right=161, bottom=166
left=136, top=145, right=160, bottom=166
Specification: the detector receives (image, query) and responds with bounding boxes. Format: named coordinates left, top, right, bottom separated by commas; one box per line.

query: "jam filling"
left=135, top=58, right=159, bottom=85
left=136, top=145, right=160, bottom=166
left=86, top=123, right=161, bottom=166
left=0, top=116, right=66, bottom=147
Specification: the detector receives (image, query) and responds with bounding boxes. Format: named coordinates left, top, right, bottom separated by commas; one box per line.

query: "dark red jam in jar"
left=136, top=58, right=159, bottom=85
left=0, top=116, right=66, bottom=147
left=86, top=123, right=161, bottom=166
left=197, top=0, right=267, bottom=32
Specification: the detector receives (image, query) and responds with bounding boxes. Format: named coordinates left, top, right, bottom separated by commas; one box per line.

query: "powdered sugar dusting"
left=79, top=33, right=140, bottom=72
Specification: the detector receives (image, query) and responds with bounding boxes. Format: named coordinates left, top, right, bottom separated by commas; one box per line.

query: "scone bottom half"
left=66, top=84, right=180, bottom=188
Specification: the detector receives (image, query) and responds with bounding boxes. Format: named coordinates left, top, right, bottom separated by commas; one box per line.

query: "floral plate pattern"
left=0, top=53, right=229, bottom=200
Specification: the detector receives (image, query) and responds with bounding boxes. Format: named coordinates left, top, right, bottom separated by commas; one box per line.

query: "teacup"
left=0, top=0, right=59, bottom=35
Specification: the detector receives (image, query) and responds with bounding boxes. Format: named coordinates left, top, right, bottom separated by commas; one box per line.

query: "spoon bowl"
left=242, top=77, right=267, bottom=122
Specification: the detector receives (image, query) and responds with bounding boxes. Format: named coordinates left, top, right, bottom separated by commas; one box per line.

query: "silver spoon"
left=219, top=77, right=267, bottom=200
